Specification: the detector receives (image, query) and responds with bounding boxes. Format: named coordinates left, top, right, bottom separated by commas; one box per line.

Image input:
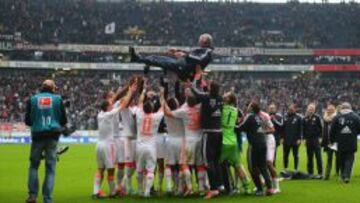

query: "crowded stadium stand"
left=1, top=0, right=360, bottom=47
left=1, top=68, right=359, bottom=131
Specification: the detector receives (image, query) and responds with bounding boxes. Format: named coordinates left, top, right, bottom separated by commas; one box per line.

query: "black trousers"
left=247, top=145, right=272, bottom=191
left=283, top=144, right=299, bottom=170
left=306, top=141, right=323, bottom=175
left=338, top=151, right=355, bottom=180
left=325, top=149, right=340, bottom=178
left=205, top=131, right=223, bottom=190
left=140, top=55, right=192, bottom=80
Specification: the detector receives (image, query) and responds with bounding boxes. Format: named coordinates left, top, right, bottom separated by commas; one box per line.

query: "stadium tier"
left=1, top=0, right=360, bottom=48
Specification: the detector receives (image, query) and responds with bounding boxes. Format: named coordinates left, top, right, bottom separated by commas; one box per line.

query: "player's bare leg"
left=92, top=169, right=106, bottom=199
left=107, top=168, right=117, bottom=198
left=235, top=165, right=251, bottom=195
left=165, top=165, right=173, bottom=195
left=123, top=162, right=136, bottom=195
left=157, top=159, right=165, bottom=195
left=179, top=164, right=193, bottom=196
left=116, top=163, right=126, bottom=196
left=144, top=170, right=155, bottom=198
left=267, top=161, right=280, bottom=193
left=172, top=165, right=180, bottom=194
left=196, top=165, right=207, bottom=195
left=137, top=170, right=145, bottom=196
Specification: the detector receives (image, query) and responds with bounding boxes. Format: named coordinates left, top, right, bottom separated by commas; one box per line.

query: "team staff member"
left=303, top=103, right=323, bottom=178
left=238, top=101, right=275, bottom=196
left=322, top=104, right=338, bottom=180
left=25, top=80, right=67, bottom=203
left=191, top=80, right=223, bottom=199
left=283, top=104, right=303, bottom=172
left=330, top=102, right=360, bottom=183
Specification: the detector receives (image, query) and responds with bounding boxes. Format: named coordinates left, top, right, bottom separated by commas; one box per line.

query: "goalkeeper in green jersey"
left=220, top=92, right=250, bottom=195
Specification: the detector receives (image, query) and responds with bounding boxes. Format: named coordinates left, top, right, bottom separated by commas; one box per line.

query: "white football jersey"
left=120, top=106, right=137, bottom=138
left=165, top=116, right=185, bottom=137
left=172, top=104, right=202, bottom=137
left=135, top=108, right=164, bottom=144
left=259, top=111, right=274, bottom=133
left=112, top=100, right=121, bottom=137
left=97, top=108, right=119, bottom=141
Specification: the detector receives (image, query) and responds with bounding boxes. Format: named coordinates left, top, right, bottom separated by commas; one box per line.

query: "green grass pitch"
left=1, top=143, right=360, bottom=203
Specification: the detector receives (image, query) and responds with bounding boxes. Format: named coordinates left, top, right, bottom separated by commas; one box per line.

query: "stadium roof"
left=98, top=0, right=359, bottom=3
left=171, top=0, right=358, bottom=3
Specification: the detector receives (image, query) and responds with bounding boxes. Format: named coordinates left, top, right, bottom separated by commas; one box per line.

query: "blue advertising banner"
left=0, top=136, right=98, bottom=144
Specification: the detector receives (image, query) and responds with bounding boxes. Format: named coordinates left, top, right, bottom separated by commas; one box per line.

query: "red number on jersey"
left=141, top=115, right=153, bottom=136
left=187, top=108, right=200, bottom=131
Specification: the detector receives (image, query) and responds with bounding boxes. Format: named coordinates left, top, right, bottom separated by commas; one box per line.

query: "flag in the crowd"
left=105, top=22, right=116, bottom=34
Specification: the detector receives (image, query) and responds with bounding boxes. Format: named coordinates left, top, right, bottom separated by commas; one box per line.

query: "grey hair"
left=199, top=33, right=213, bottom=47
left=341, top=102, right=352, bottom=110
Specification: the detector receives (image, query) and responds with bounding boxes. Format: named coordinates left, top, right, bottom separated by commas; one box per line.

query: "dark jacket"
left=191, top=85, right=223, bottom=131
left=185, top=47, right=213, bottom=70
left=330, top=109, right=360, bottom=153
left=283, top=112, right=303, bottom=146
left=321, top=113, right=337, bottom=149
left=303, top=114, right=322, bottom=146
left=238, top=112, right=266, bottom=148
left=269, top=112, right=284, bottom=146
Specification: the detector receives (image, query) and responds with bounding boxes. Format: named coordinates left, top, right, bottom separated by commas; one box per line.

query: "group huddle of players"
left=92, top=74, right=281, bottom=199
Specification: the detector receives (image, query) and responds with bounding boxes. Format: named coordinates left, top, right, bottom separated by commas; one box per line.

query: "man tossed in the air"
left=129, top=34, right=213, bottom=81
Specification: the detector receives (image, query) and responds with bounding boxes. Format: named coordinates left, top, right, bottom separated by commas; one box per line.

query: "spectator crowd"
left=1, top=69, right=359, bottom=130
left=1, top=0, right=360, bottom=48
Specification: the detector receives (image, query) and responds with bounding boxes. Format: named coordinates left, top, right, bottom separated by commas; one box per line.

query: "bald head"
left=341, top=102, right=352, bottom=110
left=42, top=79, right=56, bottom=92
left=198, top=33, right=213, bottom=48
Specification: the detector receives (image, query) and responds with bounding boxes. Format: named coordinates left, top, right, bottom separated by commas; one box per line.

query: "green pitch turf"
left=1, top=143, right=360, bottom=203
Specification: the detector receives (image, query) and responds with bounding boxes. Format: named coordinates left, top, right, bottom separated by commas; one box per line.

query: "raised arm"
left=138, top=88, right=146, bottom=109
left=237, top=114, right=250, bottom=134
left=136, top=77, right=148, bottom=108
left=110, top=84, right=129, bottom=104
left=160, top=87, right=174, bottom=118
left=160, top=77, right=169, bottom=100
left=272, top=114, right=284, bottom=127
left=120, top=82, right=138, bottom=110
left=191, top=79, right=207, bottom=101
